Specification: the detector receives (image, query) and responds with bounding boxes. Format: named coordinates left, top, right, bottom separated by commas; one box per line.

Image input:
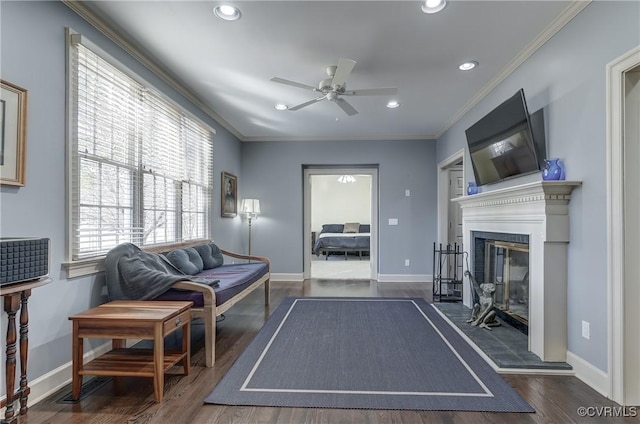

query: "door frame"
left=303, top=166, right=379, bottom=281
left=607, top=45, right=640, bottom=405
left=437, top=148, right=466, bottom=246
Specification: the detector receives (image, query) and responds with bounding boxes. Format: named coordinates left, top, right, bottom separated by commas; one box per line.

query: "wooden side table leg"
left=19, top=290, right=31, bottom=415
left=3, top=293, right=20, bottom=423
left=182, top=320, right=190, bottom=375
left=71, top=321, right=83, bottom=400
left=153, top=324, right=164, bottom=402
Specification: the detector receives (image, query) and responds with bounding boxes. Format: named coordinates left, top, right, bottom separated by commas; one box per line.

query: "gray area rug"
left=205, top=297, right=534, bottom=412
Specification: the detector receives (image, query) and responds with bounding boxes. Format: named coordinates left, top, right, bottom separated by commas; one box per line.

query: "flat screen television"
left=465, top=89, right=544, bottom=186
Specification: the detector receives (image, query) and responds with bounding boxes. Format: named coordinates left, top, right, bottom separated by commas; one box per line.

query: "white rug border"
left=240, top=298, right=494, bottom=398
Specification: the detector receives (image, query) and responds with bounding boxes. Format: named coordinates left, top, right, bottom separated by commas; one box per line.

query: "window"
left=67, top=31, right=213, bottom=269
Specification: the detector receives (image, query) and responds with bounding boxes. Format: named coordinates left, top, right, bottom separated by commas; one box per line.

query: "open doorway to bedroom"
left=303, top=167, right=378, bottom=281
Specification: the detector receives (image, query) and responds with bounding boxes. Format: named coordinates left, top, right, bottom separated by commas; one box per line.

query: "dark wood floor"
left=23, top=280, right=636, bottom=424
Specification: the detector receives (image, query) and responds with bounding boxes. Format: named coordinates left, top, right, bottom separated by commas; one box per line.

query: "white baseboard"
left=0, top=339, right=138, bottom=415
left=377, top=274, right=431, bottom=283
left=566, top=350, right=610, bottom=398
left=271, top=273, right=304, bottom=282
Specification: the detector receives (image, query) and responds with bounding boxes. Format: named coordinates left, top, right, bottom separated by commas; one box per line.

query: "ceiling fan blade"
left=335, top=98, right=358, bottom=116
left=343, top=87, right=398, bottom=96
left=289, top=95, right=327, bottom=111
left=270, top=77, right=317, bottom=91
left=330, top=58, right=356, bottom=90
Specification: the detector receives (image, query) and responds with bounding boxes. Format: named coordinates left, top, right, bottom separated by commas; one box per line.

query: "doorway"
left=607, top=47, right=640, bottom=406
left=303, top=167, right=378, bottom=281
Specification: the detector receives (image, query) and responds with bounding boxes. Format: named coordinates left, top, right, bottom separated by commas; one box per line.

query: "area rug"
left=205, top=297, right=534, bottom=412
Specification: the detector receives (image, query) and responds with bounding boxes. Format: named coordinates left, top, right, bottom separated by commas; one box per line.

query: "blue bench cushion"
left=153, top=262, right=269, bottom=307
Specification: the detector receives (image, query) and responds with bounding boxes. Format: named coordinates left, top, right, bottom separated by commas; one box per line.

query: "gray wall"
left=436, top=1, right=640, bottom=372
left=241, top=139, right=437, bottom=275
left=0, top=0, right=242, bottom=395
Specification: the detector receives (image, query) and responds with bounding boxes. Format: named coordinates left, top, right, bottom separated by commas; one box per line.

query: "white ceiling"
left=80, top=1, right=578, bottom=141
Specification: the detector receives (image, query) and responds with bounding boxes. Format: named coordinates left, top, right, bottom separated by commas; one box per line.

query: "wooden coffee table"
left=69, top=300, right=192, bottom=403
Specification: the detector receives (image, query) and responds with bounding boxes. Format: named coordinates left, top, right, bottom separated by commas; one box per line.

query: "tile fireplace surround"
left=452, top=181, right=581, bottom=362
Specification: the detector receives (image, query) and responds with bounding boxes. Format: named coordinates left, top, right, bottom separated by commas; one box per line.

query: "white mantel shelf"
left=451, top=180, right=582, bottom=208
left=452, top=180, right=582, bottom=363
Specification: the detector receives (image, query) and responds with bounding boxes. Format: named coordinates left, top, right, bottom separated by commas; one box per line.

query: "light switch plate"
left=388, top=218, right=398, bottom=225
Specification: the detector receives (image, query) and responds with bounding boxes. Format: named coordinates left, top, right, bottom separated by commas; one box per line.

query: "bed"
left=313, top=223, right=371, bottom=260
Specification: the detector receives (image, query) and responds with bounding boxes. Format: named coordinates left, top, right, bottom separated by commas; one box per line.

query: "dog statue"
left=465, top=270, right=501, bottom=330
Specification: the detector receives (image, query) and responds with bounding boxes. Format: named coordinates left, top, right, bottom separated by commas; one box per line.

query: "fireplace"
left=472, top=231, right=530, bottom=333
left=488, top=241, right=529, bottom=323
left=452, top=181, right=581, bottom=362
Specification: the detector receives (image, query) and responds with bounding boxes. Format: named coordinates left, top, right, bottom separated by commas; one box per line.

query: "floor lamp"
left=240, top=198, right=260, bottom=258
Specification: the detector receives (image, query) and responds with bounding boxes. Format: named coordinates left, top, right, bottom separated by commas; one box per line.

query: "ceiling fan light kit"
left=270, top=58, right=398, bottom=117
left=421, top=0, right=446, bottom=14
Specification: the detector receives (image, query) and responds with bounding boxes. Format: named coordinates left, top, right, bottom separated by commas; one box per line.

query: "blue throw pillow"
left=165, top=247, right=204, bottom=275
left=194, top=243, right=224, bottom=269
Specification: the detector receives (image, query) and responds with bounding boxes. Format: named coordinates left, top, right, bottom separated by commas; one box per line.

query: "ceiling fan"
left=270, top=58, right=397, bottom=116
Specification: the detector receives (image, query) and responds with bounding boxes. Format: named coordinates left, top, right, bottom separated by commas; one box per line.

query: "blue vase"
left=542, top=158, right=564, bottom=181
left=467, top=182, right=478, bottom=195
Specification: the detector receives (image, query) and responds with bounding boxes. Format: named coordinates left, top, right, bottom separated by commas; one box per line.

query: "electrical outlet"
left=405, top=189, right=411, bottom=197
left=582, top=321, right=590, bottom=340
left=405, top=259, right=410, bottom=266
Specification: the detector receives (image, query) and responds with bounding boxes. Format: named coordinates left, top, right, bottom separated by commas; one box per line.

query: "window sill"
left=63, top=257, right=105, bottom=279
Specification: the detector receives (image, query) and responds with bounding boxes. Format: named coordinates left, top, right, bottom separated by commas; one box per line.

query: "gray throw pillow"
left=165, top=247, right=204, bottom=275
left=194, top=243, right=224, bottom=269
left=322, top=224, right=344, bottom=233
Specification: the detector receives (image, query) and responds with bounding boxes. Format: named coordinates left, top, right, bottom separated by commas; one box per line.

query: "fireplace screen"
left=484, top=241, right=529, bottom=323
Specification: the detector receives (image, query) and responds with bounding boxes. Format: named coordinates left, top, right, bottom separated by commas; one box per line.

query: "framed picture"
left=0, top=80, right=27, bottom=186
left=221, top=172, right=238, bottom=217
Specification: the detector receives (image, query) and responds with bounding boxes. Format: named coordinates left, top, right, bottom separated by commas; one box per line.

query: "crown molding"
left=242, top=133, right=437, bottom=142
left=61, top=0, right=245, bottom=141
left=435, top=0, right=592, bottom=139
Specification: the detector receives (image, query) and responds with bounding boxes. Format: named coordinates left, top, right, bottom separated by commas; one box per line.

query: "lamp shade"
left=240, top=198, right=261, bottom=215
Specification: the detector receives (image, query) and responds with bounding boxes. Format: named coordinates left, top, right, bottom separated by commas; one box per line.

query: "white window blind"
left=68, top=35, right=213, bottom=260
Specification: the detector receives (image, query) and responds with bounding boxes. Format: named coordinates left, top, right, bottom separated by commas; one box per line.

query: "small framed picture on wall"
left=0, top=80, right=27, bottom=186
left=221, top=172, right=237, bottom=217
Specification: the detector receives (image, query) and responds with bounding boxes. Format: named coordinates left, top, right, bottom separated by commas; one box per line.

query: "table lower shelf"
left=79, top=348, right=187, bottom=378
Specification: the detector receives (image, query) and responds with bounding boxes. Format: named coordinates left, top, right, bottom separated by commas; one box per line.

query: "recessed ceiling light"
left=386, top=100, right=400, bottom=109
left=421, top=0, right=446, bottom=14
left=274, top=104, right=288, bottom=111
left=213, top=4, right=242, bottom=21
left=458, top=61, right=478, bottom=71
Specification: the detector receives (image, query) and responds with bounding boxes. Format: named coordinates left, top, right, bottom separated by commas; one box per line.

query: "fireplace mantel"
left=451, top=180, right=581, bottom=362
left=452, top=180, right=582, bottom=209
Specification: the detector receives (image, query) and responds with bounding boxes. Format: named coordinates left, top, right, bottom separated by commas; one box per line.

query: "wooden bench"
left=144, top=240, right=270, bottom=367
